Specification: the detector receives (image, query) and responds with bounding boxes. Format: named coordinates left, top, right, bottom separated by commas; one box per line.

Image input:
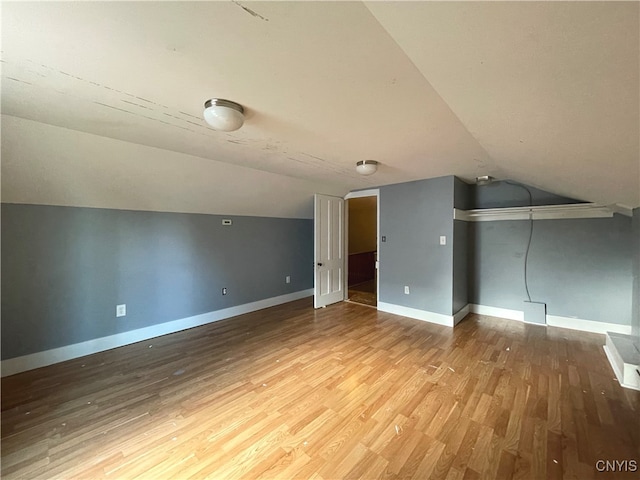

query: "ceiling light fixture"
left=356, top=160, right=379, bottom=176
left=475, top=175, right=495, bottom=186
left=203, top=98, right=245, bottom=131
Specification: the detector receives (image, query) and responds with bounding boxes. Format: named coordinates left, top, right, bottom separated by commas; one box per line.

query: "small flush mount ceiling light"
left=356, top=160, right=379, bottom=176
left=475, top=175, right=495, bottom=186
left=203, top=98, right=245, bottom=131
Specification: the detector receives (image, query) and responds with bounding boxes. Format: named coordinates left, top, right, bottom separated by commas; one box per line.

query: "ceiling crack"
left=231, top=1, right=269, bottom=22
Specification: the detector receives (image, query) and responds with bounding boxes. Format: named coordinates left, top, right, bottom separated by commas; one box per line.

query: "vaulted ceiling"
left=2, top=1, right=638, bottom=218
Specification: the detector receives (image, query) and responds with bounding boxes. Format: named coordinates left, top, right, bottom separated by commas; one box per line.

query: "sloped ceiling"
left=1, top=1, right=638, bottom=218
left=366, top=1, right=640, bottom=210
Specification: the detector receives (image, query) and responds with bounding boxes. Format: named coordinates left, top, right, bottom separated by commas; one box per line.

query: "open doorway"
left=347, top=196, right=378, bottom=307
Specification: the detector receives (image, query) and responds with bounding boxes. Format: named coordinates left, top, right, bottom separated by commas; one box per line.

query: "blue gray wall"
left=371, top=177, right=633, bottom=327
left=453, top=220, right=468, bottom=315
left=632, top=207, right=640, bottom=349
left=468, top=182, right=633, bottom=325
left=1, top=204, right=313, bottom=360
left=378, top=176, right=455, bottom=315
left=470, top=181, right=582, bottom=208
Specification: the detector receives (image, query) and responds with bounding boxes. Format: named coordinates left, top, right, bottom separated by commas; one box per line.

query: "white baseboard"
left=546, top=315, right=631, bottom=335
left=453, top=305, right=470, bottom=325
left=1, top=289, right=313, bottom=377
left=377, top=302, right=454, bottom=327
left=468, top=304, right=631, bottom=335
left=603, top=345, right=640, bottom=391
left=603, top=333, right=640, bottom=391
left=469, top=304, right=524, bottom=321
left=376, top=302, right=631, bottom=335
left=603, top=344, right=627, bottom=388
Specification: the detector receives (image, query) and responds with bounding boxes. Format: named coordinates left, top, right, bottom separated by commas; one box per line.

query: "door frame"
left=344, top=189, right=380, bottom=306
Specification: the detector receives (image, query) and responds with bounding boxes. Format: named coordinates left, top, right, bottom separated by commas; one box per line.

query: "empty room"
left=1, top=2, right=639, bottom=479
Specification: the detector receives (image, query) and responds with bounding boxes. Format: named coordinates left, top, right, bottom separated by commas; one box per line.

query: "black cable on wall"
left=503, top=181, right=534, bottom=303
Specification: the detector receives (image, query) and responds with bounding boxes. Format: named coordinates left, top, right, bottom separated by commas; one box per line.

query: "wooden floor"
left=2, top=299, right=639, bottom=479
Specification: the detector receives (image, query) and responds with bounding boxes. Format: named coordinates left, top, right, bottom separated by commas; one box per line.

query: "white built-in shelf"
left=453, top=202, right=627, bottom=222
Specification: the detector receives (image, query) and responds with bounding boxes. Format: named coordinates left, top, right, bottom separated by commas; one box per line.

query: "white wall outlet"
left=116, top=304, right=126, bottom=317
left=404, top=286, right=410, bottom=295
left=285, top=275, right=291, bottom=284
left=439, top=235, right=447, bottom=245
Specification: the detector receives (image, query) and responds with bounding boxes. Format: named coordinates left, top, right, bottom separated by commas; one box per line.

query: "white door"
left=314, top=194, right=345, bottom=308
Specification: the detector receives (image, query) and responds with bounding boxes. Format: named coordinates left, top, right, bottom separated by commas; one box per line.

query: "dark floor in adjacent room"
left=348, top=279, right=377, bottom=308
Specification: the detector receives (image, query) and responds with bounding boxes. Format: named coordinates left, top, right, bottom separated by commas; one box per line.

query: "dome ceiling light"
left=356, top=160, right=379, bottom=176
left=203, top=98, right=245, bottom=132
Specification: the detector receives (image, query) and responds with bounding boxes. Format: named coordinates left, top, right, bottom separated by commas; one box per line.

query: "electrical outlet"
left=285, top=275, right=291, bottom=284
left=404, top=286, right=410, bottom=295
left=222, top=287, right=227, bottom=295
left=116, top=304, right=126, bottom=317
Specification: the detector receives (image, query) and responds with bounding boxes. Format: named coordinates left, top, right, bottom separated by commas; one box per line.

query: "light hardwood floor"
left=2, top=299, right=639, bottom=479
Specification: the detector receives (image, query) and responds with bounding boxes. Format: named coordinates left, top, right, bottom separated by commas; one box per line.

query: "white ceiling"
left=1, top=1, right=638, bottom=218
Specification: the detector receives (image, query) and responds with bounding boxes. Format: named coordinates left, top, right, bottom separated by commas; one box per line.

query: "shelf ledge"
left=453, top=203, right=618, bottom=221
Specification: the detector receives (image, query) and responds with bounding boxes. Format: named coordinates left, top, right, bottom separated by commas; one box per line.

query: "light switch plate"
left=439, top=236, right=447, bottom=245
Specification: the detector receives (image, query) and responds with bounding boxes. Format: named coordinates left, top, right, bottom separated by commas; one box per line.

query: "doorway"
left=346, top=196, right=378, bottom=307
